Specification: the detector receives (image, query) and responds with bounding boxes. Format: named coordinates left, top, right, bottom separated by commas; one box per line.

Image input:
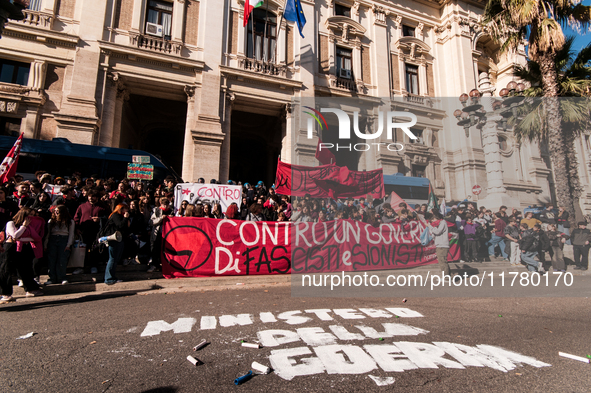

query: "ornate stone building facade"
left=0, top=0, right=589, bottom=213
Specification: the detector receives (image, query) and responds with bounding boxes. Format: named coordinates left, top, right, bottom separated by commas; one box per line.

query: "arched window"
left=246, top=9, right=277, bottom=62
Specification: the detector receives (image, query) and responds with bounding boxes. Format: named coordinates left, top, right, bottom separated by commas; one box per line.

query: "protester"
left=427, top=212, right=451, bottom=276
left=518, top=223, right=545, bottom=273
left=488, top=212, right=508, bottom=260
left=503, top=218, right=521, bottom=267
left=73, top=190, right=107, bottom=275
left=1, top=208, right=43, bottom=300
left=103, top=204, right=130, bottom=284
left=461, top=216, right=480, bottom=262
left=521, top=211, right=541, bottom=229
left=556, top=206, right=571, bottom=244
left=45, top=205, right=75, bottom=285
left=148, top=197, right=173, bottom=272
left=31, top=191, right=52, bottom=222
left=246, top=203, right=265, bottom=222
left=9, top=182, right=33, bottom=208
left=538, top=203, right=556, bottom=231
left=571, top=222, right=591, bottom=271
left=546, top=223, right=569, bottom=272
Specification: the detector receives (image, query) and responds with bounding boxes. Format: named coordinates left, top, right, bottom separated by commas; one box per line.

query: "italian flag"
left=243, top=0, right=264, bottom=27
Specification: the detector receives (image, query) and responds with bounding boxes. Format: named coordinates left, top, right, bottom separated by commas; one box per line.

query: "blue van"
left=382, top=173, right=430, bottom=207
left=0, top=136, right=181, bottom=181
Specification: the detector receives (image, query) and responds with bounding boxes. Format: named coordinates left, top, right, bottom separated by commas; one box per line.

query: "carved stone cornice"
left=326, top=15, right=366, bottom=43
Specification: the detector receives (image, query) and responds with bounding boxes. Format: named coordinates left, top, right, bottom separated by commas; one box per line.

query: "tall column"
left=99, top=72, right=119, bottom=147
left=220, top=91, right=234, bottom=183
left=112, top=85, right=129, bottom=148
left=476, top=103, right=520, bottom=209
left=54, top=0, right=108, bottom=143
left=182, top=85, right=197, bottom=182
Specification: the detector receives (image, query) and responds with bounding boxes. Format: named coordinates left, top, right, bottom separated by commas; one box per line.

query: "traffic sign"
left=472, top=185, right=482, bottom=195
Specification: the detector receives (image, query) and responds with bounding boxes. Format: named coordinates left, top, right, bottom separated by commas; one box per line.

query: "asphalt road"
left=1, top=284, right=590, bottom=393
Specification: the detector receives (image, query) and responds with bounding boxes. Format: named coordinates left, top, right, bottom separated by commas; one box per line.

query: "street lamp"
left=455, top=82, right=526, bottom=136
left=0, top=0, right=29, bottom=38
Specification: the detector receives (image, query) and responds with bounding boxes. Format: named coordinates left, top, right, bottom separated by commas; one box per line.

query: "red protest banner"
left=162, top=218, right=291, bottom=278
left=274, top=159, right=385, bottom=199
left=291, top=219, right=437, bottom=273
left=161, top=218, right=462, bottom=278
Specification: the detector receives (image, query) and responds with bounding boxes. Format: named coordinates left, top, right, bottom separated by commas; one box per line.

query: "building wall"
left=0, top=0, right=588, bottom=213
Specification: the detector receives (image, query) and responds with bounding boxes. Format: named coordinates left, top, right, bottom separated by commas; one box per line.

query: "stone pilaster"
left=220, top=91, right=235, bottom=182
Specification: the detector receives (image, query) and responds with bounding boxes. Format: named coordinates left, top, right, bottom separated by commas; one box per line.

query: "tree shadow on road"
left=0, top=289, right=154, bottom=312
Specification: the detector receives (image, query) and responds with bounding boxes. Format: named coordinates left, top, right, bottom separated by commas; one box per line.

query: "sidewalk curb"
left=12, top=260, right=588, bottom=298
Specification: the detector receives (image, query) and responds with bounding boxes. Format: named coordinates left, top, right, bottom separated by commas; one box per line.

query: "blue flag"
left=284, top=0, right=306, bottom=38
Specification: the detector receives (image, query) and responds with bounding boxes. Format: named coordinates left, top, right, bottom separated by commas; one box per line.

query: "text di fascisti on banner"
left=160, top=218, right=452, bottom=278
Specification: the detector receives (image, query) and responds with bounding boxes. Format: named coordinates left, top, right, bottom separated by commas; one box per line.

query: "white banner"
left=174, top=183, right=242, bottom=213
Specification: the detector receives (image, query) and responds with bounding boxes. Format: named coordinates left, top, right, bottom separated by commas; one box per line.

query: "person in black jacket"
left=535, top=224, right=551, bottom=269
left=556, top=206, right=571, bottom=244
left=103, top=204, right=130, bottom=285
left=546, top=224, right=569, bottom=272
left=30, top=192, right=52, bottom=222
left=518, top=223, right=545, bottom=273
left=571, top=222, right=591, bottom=270
left=8, top=182, right=34, bottom=208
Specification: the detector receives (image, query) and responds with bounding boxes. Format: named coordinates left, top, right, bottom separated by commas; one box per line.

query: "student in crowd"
left=45, top=205, right=75, bottom=285
left=0, top=208, right=44, bottom=302
left=488, top=212, right=508, bottom=260
left=518, top=223, right=545, bottom=273
left=503, top=218, right=522, bottom=267
left=546, top=223, right=569, bottom=272
left=521, top=211, right=541, bottom=229
left=148, top=197, right=173, bottom=273
left=571, top=222, right=591, bottom=271
left=103, top=204, right=130, bottom=285
left=426, top=212, right=451, bottom=276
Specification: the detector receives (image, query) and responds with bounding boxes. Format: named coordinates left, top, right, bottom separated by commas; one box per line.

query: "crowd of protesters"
left=0, top=169, right=590, bottom=304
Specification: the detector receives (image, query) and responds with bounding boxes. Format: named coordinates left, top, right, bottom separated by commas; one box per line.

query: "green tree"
left=483, top=0, right=591, bottom=224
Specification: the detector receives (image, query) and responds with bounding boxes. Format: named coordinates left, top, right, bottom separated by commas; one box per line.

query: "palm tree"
left=509, top=37, right=591, bottom=221
left=483, top=0, right=591, bottom=224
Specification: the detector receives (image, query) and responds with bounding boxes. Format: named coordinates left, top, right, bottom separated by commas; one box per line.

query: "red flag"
left=275, top=159, right=384, bottom=199
left=386, top=190, right=415, bottom=213
left=0, top=133, right=23, bottom=184
left=315, top=138, right=336, bottom=165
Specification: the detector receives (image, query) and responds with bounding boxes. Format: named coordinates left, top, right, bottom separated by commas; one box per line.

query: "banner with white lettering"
left=160, top=218, right=465, bottom=279
left=173, top=183, right=242, bottom=213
